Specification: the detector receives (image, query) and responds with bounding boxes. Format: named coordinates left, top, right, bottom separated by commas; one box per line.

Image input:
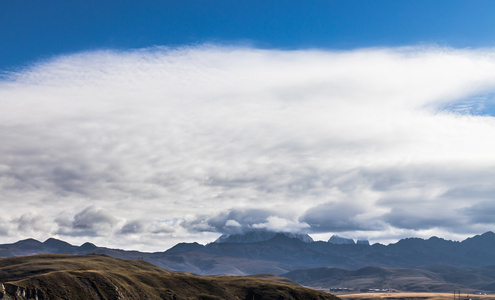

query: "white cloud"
left=16, top=212, right=47, bottom=234
left=56, top=206, right=118, bottom=237
left=2, top=45, right=495, bottom=250
left=252, top=216, right=310, bottom=233
left=225, top=219, right=242, bottom=228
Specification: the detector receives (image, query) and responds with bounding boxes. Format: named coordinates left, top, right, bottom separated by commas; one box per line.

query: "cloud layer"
left=2, top=46, right=495, bottom=250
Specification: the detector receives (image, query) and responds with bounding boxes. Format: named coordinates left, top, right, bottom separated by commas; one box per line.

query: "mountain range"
left=2, top=232, right=495, bottom=292
left=165, top=231, right=495, bottom=272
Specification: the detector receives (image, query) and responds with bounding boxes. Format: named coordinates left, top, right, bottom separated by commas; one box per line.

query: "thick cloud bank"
left=2, top=46, right=495, bottom=250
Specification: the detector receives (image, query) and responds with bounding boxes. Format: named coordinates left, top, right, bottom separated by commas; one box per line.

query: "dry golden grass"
left=0, top=254, right=340, bottom=300
left=339, top=292, right=495, bottom=300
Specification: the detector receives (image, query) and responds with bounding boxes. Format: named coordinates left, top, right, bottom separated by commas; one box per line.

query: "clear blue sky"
left=2, top=0, right=495, bottom=71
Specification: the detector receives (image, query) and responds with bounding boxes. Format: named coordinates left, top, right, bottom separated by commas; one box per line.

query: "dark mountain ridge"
left=2, top=232, right=495, bottom=276
left=215, top=231, right=314, bottom=244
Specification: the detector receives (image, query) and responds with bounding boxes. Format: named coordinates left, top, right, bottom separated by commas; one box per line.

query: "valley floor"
left=338, top=292, right=495, bottom=300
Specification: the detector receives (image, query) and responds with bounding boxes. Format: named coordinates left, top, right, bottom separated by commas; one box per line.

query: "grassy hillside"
left=0, top=254, right=339, bottom=300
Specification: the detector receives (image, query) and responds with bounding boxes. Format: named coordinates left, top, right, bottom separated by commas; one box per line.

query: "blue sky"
left=3, top=1, right=495, bottom=71
left=3, top=1, right=495, bottom=250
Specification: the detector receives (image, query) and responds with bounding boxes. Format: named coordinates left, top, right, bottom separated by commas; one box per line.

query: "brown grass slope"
left=0, top=254, right=339, bottom=300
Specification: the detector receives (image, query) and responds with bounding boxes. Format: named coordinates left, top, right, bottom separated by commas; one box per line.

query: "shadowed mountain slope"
left=0, top=254, right=339, bottom=300
left=215, top=232, right=314, bottom=244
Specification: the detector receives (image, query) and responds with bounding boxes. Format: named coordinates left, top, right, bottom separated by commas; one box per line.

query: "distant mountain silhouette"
left=327, top=235, right=370, bottom=245
left=166, top=242, right=204, bottom=253
left=2, top=232, right=495, bottom=279
left=215, top=231, right=314, bottom=244
left=328, top=235, right=355, bottom=244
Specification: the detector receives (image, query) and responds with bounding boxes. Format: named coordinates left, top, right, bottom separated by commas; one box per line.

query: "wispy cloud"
left=2, top=45, right=495, bottom=250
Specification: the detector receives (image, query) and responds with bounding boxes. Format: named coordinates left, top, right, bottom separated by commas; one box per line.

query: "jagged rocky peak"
left=285, top=232, right=314, bottom=243
left=357, top=239, right=370, bottom=245
left=328, top=235, right=355, bottom=244
left=214, top=231, right=314, bottom=244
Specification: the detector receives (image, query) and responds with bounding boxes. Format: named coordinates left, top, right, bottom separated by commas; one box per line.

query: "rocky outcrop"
left=0, top=283, right=45, bottom=300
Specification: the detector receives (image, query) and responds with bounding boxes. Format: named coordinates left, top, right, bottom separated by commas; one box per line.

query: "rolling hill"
left=0, top=254, right=338, bottom=300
